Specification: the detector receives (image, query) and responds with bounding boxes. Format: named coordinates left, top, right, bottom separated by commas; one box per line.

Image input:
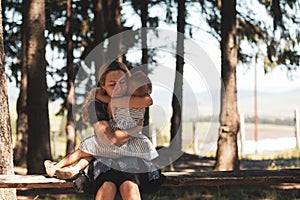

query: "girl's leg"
left=119, top=180, right=141, bottom=200
left=95, top=181, right=117, bottom=200
left=44, top=160, right=57, bottom=177
left=55, top=149, right=91, bottom=168
left=44, top=149, right=91, bottom=177
left=55, top=157, right=92, bottom=179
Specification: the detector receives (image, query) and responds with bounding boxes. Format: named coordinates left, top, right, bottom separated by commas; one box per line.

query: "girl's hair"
left=81, top=61, right=131, bottom=123
left=81, top=87, right=99, bottom=123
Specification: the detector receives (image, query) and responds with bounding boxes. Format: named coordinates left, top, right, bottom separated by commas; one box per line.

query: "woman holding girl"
left=45, top=61, right=165, bottom=199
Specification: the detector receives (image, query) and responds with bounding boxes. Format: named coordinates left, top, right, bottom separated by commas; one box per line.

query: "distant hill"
left=150, top=87, right=300, bottom=124
left=8, top=87, right=299, bottom=126
left=237, top=88, right=300, bottom=118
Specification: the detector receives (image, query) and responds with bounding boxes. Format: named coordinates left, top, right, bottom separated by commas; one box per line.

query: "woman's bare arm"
left=110, top=95, right=153, bottom=108
left=93, top=120, right=143, bottom=146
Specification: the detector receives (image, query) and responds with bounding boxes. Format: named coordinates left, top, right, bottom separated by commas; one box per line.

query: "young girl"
left=45, top=71, right=159, bottom=179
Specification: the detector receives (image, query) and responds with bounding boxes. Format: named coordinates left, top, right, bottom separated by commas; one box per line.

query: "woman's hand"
left=93, top=120, right=132, bottom=146
left=93, top=121, right=114, bottom=146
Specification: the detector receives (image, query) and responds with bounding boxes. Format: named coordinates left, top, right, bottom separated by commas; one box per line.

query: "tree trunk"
left=140, top=0, right=150, bottom=137
left=170, top=0, right=185, bottom=153
left=0, top=0, right=17, bottom=197
left=105, top=0, right=122, bottom=62
left=13, top=0, right=29, bottom=168
left=93, top=0, right=105, bottom=48
left=89, top=0, right=106, bottom=72
left=81, top=0, right=105, bottom=63
left=25, top=0, right=52, bottom=174
left=14, top=75, right=28, bottom=167
left=65, top=0, right=76, bottom=155
left=214, top=0, right=240, bottom=171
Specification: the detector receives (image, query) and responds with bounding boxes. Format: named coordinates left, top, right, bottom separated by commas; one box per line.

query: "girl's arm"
left=111, top=95, right=153, bottom=108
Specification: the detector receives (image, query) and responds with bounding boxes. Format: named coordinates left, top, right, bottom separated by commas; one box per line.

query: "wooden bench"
left=0, top=169, right=299, bottom=189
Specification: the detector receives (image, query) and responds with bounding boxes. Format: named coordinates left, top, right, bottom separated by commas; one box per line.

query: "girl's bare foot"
left=44, top=160, right=57, bottom=177
left=56, top=167, right=80, bottom=180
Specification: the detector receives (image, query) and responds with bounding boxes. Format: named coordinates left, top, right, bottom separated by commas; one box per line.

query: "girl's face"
left=102, top=70, right=127, bottom=97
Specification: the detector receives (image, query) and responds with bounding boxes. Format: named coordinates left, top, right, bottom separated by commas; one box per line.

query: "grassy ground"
left=143, top=185, right=300, bottom=200
left=17, top=184, right=300, bottom=200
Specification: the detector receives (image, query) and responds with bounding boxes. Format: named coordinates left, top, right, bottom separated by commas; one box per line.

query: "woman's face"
left=102, top=70, right=127, bottom=97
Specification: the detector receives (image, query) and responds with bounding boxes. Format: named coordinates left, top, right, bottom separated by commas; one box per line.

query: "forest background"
left=0, top=0, right=300, bottom=199
left=1, top=0, right=300, bottom=177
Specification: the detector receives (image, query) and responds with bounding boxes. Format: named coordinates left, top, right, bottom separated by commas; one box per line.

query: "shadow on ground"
left=16, top=153, right=300, bottom=200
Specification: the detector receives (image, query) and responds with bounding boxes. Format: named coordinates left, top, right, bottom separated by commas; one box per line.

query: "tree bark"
left=170, top=0, right=185, bottom=153
left=64, top=0, right=76, bottom=155
left=140, top=0, right=150, bottom=137
left=214, top=0, right=240, bottom=171
left=25, top=0, right=52, bottom=174
left=13, top=0, right=29, bottom=168
left=105, top=0, right=122, bottom=62
left=81, top=0, right=105, bottom=63
left=0, top=0, right=17, bottom=197
left=89, top=0, right=106, bottom=72
left=14, top=79, right=28, bottom=167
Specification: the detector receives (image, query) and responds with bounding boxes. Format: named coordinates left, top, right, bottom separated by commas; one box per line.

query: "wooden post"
left=151, top=125, right=157, bottom=147
left=254, top=57, right=258, bottom=154
left=295, top=109, right=300, bottom=149
left=239, top=113, right=246, bottom=156
left=192, top=121, right=197, bottom=154
left=52, top=131, right=56, bottom=159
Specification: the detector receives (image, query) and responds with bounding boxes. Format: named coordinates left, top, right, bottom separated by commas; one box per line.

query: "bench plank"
left=163, top=169, right=300, bottom=186
left=0, top=169, right=299, bottom=188
left=0, top=175, right=73, bottom=188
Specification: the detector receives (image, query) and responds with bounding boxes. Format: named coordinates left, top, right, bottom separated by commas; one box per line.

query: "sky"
left=237, top=64, right=300, bottom=93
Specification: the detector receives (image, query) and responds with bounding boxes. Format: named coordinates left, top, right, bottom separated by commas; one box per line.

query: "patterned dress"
left=78, top=106, right=158, bottom=161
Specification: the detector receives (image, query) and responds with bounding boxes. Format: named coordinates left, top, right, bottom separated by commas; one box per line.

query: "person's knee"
left=119, top=180, right=140, bottom=199
left=120, top=180, right=137, bottom=189
left=95, top=181, right=117, bottom=200
left=102, top=181, right=117, bottom=191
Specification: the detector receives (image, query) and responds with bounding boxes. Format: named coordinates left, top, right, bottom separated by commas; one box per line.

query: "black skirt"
left=74, top=157, right=166, bottom=195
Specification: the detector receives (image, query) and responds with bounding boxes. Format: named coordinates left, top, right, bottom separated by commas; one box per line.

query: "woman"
left=44, top=71, right=159, bottom=179
left=76, top=61, right=165, bottom=200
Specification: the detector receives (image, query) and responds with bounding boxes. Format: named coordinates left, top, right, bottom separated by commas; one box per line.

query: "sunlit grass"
left=242, top=148, right=300, bottom=160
